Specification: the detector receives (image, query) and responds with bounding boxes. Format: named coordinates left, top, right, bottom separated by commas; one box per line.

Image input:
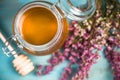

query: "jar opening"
left=14, top=1, right=63, bottom=51
left=19, top=6, right=58, bottom=45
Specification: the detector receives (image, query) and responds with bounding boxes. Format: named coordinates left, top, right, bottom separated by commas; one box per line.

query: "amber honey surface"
left=20, top=7, right=58, bottom=45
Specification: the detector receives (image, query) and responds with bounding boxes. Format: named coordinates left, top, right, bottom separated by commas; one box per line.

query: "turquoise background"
left=0, top=0, right=119, bottom=80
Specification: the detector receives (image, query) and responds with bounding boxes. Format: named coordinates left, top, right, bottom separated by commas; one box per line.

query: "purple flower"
left=36, top=71, right=41, bottom=76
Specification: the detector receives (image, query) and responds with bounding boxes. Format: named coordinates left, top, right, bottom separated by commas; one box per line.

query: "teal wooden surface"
left=0, top=0, right=119, bottom=80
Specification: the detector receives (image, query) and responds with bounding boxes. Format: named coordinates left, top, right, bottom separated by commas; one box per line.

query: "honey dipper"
left=0, top=31, right=34, bottom=76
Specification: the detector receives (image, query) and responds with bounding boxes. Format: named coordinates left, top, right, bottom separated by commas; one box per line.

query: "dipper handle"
left=0, top=31, right=18, bottom=57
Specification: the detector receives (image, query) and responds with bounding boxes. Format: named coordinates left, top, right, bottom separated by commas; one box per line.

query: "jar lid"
left=58, top=0, right=96, bottom=21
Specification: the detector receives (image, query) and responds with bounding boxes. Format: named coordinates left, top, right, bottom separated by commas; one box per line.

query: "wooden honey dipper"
left=13, top=54, right=34, bottom=76
left=0, top=31, right=34, bottom=76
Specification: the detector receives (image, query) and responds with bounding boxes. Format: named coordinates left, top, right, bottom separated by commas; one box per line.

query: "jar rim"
left=13, top=1, right=63, bottom=52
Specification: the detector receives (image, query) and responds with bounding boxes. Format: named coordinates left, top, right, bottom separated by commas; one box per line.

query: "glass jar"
left=10, top=0, right=96, bottom=56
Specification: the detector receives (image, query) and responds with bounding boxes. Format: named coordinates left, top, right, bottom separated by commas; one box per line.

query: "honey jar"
left=11, top=0, right=96, bottom=56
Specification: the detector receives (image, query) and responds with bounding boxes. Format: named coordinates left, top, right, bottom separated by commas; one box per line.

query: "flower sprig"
left=36, top=1, right=120, bottom=80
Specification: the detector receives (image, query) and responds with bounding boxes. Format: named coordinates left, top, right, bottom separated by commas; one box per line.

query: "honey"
left=13, top=1, right=69, bottom=55
left=20, top=7, right=58, bottom=45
